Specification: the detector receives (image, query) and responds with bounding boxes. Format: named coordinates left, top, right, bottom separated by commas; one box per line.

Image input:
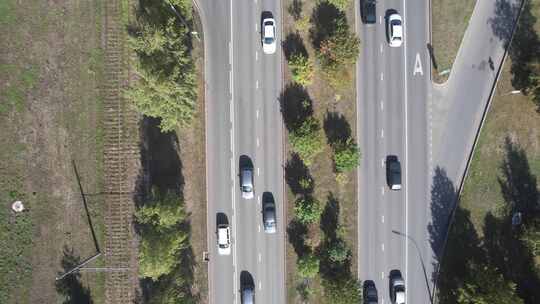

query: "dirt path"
left=103, top=0, right=140, bottom=302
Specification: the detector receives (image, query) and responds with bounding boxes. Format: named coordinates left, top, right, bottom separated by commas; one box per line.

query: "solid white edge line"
left=403, top=0, right=409, bottom=300
left=229, top=0, right=238, bottom=302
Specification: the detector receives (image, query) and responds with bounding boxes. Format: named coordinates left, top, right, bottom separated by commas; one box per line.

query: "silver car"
left=262, top=193, right=276, bottom=234
left=241, top=167, right=254, bottom=199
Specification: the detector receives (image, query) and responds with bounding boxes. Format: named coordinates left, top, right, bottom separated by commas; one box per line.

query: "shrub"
left=317, top=19, right=360, bottom=70
left=325, top=0, right=351, bottom=12
left=322, top=277, right=362, bottom=304
left=333, top=138, right=360, bottom=173
left=289, top=117, right=325, bottom=166
left=327, top=239, right=349, bottom=263
left=294, top=196, right=323, bottom=224
left=289, top=53, right=314, bottom=86
left=297, top=253, right=320, bottom=278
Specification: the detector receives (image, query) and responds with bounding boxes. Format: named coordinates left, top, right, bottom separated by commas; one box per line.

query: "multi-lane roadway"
left=200, top=0, right=285, bottom=302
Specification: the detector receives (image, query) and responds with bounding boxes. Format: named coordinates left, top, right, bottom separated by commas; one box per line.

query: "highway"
left=357, top=0, right=432, bottom=304
left=199, top=0, right=285, bottom=302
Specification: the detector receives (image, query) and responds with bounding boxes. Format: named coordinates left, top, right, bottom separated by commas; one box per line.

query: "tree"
left=317, top=19, right=360, bottom=71
left=136, top=191, right=189, bottom=281
left=297, top=253, right=320, bottom=278
left=456, top=265, right=523, bottom=304
left=322, top=277, right=362, bottom=304
left=333, top=138, right=360, bottom=173
left=128, top=8, right=197, bottom=132
left=289, top=117, right=325, bottom=166
left=520, top=223, right=540, bottom=256
left=294, top=196, right=323, bottom=224
left=288, top=53, right=314, bottom=86
left=138, top=229, right=189, bottom=280
left=327, top=239, right=349, bottom=263
left=325, top=0, right=351, bottom=12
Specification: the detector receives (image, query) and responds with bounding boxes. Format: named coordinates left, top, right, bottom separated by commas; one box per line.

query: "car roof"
left=264, top=23, right=274, bottom=38
left=218, top=226, right=229, bottom=244
left=393, top=25, right=403, bottom=37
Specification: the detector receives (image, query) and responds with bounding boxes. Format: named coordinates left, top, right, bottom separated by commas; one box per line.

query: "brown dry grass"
left=431, top=0, right=476, bottom=83
left=283, top=0, right=358, bottom=302
left=0, top=0, right=107, bottom=303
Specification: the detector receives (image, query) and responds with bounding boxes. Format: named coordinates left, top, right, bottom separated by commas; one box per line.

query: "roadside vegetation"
left=431, top=0, right=476, bottom=83
left=128, top=0, right=197, bottom=132
left=0, top=0, right=106, bottom=303
left=437, top=3, right=540, bottom=303
left=129, top=0, right=206, bottom=302
left=282, top=0, right=361, bottom=302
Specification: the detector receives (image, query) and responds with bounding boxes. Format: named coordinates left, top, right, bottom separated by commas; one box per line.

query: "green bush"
left=289, top=53, right=314, bottom=86
left=297, top=253, right=320, bottom=278
left=294, top=196, right=323, bottom=224
left=289, top=117, right=325, bottom=166
left=325, top=0, right=351, bottom=11
left=456, top=265, right=523, bottom=304
left=327, top=239, right=349, bottom=263
left=136, top=191, right=189, bottom=281
left=322, top=277, right=362, bottom=304
left=128, top=3, right=197, bottom=132
left=333, top=138, right=360, bottom=173
left=317, top=19, right=360, bottom=71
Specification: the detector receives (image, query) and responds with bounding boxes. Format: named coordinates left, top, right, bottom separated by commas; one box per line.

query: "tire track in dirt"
left=103, top=0, right=140, bottom=303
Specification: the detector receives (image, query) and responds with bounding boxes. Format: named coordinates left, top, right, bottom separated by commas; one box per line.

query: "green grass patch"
left=0, top=65, right=39, bottom=114
left=431, top=0, right=476, bottom=83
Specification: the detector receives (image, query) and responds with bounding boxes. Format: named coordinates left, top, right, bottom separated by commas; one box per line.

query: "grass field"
left=283, top=0, right=359, bottom=302
left=431, top=0, right=476, bottom=83
left=0, top=0, right=106, bottom=303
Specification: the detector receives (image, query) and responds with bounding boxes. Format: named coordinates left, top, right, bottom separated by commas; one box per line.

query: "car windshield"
left=243, top=185, right=252, bottom=192
left=264, top=37, right=274, bottom=44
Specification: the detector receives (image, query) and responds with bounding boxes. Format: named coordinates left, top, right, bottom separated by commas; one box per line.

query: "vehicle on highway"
left=217, top=224, right=231, bottom=255
left=387, top=13, right=403, bottom=47
left=262, top=192, right=277, bottom=234
left=390, top=270, right=405, bottom=304
left=240, top=166, right=254, bottom=199
left=241, top=284, right=255, bottom=304
left=363, top=280, right=378, bottom=304
left=360, top=0, right=376, bottom=24
left=386, top=155, right=402, bottom=190
left=262, top=18, right=276, bottom=54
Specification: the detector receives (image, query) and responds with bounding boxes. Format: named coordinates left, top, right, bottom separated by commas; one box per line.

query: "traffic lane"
left=203, top=0, right=234, bottom=301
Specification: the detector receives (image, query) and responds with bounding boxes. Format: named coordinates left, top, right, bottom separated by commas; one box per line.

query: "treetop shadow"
left=282, top=32, right=308, bottom=61
left=323, top=111, right=351, bottom=146
left=309, top=1, right=346, bottom=49
left=278, top=82, right=313, bottom=131
left=55, top=246, right=93, bottom=304
left=488, top=0, right=521, bottom=47
left=285, top=153, right=314, bottom=196
left=428, top=166, right=457, bottom=261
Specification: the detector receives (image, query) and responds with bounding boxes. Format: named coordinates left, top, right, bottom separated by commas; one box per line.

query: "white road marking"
left=380, top=43, right=383, bottom=53
left=381, top=271, right=384, bottom=279
left=255, top=80, right=259, bottom=89
left=381, top=186, right=385, bottom=195
left=255, top=51, right=258, bottom=61
left=256, top=109, right=259, bottom=119
left=257, top=167, right=260, bottom=176
left=230, top=130, right=234, bottom=150
left=380, top=15, right=382, bottom=24
left=380, top=100, right=384, bottom=111
left=381, top=215, right=385, bottom=223
left=258, top=195, right=261, bottom=203
left=381, top=128, right=384, bottom=138
left=380, top=72, right=384, bottom=81
left=255, top=23, right=258, bottom=32
left=382, top=296, right=385, bottom=304
left=413, top=52, right=424, bottom=76
left=229, top=70, right=233, bottom=93
left=229, top=42, right=232, bottom=65
left=381, top=243, right=385, bottom=252
left=258, top=253, right=262, bottom=262
left=403, top=0, right=410, bottom=297
left=259, top=281, right=262, bottom=290
left=258, top=225, right=261, bottom=232
left=381, top=158, right=385, bottom=167
left=257, top=138, right=260, bottom=147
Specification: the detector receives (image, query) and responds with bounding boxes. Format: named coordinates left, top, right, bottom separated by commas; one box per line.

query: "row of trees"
left=127, top=0, right=197, bottom=132
left=136, top=190, right=197, bottom=303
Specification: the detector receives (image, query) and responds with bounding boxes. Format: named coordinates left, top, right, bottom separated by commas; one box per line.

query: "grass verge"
left=431, top=0, right=476, bottom=83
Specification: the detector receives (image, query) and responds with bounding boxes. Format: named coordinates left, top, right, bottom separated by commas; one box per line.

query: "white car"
left=387, top=13, right=403, bottom=47
left=390, top=271, right=406, bottom=304
left=217, top=224, right=231, bottom=255
left=262, top=18, right=276, bottom=54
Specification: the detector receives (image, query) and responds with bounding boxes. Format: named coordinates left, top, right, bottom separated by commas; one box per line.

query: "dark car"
left=241, top=285, right=255, bottom=304
left=363, top=280, right=378, bottom=304
left=386, top=155, right=402, bottom=190
left=262, top=192, right=277, bottom=234
left=361, top=0, right=376, bottom=24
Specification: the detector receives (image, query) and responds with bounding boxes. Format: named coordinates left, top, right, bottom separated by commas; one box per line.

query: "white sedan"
left=262, top=18, right=276, bottom=54
left=387, top=13, right=403, bottom=47
left=217, top=224, right=231, bottom=255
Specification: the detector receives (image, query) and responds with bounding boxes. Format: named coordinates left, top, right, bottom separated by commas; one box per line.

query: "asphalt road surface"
left=200, top=0, right=285, bottom=302
left=357, top=0, right=432, bottom=303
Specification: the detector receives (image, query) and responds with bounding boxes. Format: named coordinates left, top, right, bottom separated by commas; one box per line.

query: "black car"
left=386, top=155, right=402, bottom=190
left=262, top=192, right=277, bottom=234
left=363, top=280, right=378, bottom=304
left=361, top=0, right=376, bottom=24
